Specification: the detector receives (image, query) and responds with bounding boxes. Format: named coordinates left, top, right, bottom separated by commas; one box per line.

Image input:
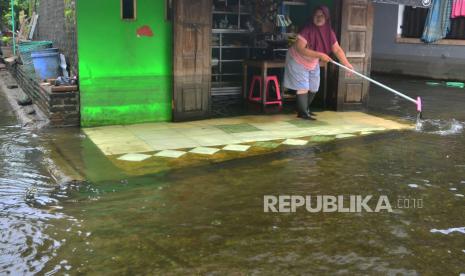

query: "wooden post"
left=335, top=0, right=374, bottom=111
left=11, top=0, right=16, bottom=56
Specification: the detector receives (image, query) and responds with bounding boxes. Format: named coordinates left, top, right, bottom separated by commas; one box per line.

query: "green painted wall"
left=77, top=0, right=172, bottom=127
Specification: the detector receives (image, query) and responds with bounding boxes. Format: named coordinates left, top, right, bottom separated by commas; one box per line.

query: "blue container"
left=18, top=41, right=53, bottom=65
left=31, top=50, right=60, bottom=80
left=32, top=48, right=59, bottom=54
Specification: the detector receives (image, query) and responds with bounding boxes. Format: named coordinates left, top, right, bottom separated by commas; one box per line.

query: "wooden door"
left=172, top=0, right=212, bottom=121
left=336, top=0, right=374, bottom=110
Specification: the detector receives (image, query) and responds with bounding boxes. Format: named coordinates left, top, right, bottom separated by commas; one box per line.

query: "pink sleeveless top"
left=289, top=35, right=320, bottom=70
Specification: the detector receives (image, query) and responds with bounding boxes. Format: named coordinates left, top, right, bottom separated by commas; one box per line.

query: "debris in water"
left=446, top=82, right=465, bottom=89
left=426, top=81, right=441, bottom=87
left=25, top=186, right=38, bottom=202
left=431, top=227, right=465, bottom=235
left=211, top=220, right=222, bottom=226
left=455, top=194, right=464, bottom=197
left=408, top=184, right=419, bottom=189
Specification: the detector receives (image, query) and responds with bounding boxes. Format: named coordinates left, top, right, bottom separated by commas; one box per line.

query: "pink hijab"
left=299, top=5, right=337, bottom=54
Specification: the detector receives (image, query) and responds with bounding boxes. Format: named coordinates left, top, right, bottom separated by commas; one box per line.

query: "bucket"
left=32, top=48, right=59, bottom=55
left=18, top=41, right=53, bottom=65
left=31, top=50, right=60, bottom=80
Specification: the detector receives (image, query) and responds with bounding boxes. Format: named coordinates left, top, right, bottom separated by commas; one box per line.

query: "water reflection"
left=0, top=95, right=74, bottom=274
left=416, top=118, right=465, bottom=136
left=2, top=75, right=465, bottom=274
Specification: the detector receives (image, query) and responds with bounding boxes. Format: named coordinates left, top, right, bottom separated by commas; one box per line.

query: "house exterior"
left=12, top=0, right=376, bottom=127
left=171, top=0, right=373, bottom=122
left=372, top=2, right=465, bottom=81
left=76, top=0, right=173, bottom=127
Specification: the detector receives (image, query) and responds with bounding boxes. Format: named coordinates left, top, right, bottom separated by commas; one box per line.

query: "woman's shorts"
left=283, top=53, right=321, bottom=93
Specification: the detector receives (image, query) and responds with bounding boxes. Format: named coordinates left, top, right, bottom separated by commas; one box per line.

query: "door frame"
left=172, top=0, right=213, bottom=122
left=329, top=0, right=374, bottom=111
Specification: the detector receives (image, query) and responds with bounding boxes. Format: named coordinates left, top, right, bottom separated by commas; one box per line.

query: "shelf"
left=213, top=29, right=251, bottom=34
left=282, top=1, right=307, bottom=6
left=211, top=86, right=242, bottom=96
left=212, top=3, right=250, bottom=96
left=221, top=59, right=245, bottom=63
left=212, top=45, right=249, bottom=48
left=212, top=82, right=242, bottom=88
left=213, top=10, right=251, bottom=15
left=212, top=73, right=242, bottom=76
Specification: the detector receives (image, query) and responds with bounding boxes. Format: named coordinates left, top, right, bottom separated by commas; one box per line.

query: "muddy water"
left=2, top=75, right=465, bottom=274
left=0, top=91, right=76, bottom=274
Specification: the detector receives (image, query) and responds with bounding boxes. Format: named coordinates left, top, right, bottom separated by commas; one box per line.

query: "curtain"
left=422, top=0, right=453, bottom=43
left=447, top=17, right=465, bottom=38
left=402, top=6, right=429, bottom=38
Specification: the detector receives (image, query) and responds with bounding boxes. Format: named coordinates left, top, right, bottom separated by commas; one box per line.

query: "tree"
left=0, top=0, right=33, bottom=32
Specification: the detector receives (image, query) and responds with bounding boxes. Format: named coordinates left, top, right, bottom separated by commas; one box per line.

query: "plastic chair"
left=248, top=75, right=282, bottom=107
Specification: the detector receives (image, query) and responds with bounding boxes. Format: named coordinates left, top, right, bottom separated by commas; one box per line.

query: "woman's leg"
left=296, top=90, right=315, bottom=120
left=307, top=66, right=321, bottom=116
left=307, top=92, right=317, bottom=115
left=283, top=53, right=314, bottom=119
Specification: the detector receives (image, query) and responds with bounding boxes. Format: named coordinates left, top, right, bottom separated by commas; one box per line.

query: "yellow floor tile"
left=86, top=112, right=413, bottom=156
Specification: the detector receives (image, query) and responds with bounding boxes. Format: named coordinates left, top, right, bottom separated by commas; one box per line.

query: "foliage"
left=64, top=0, right=75, bottom=25
left=2, top=36, right=12, bottom=46
left=0, top=0, right=32, bottom=31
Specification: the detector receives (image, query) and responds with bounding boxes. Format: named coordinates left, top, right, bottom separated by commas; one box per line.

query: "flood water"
left=0, top=90, right=74, bottom=274
left=1, top=75, right=465, bottom=274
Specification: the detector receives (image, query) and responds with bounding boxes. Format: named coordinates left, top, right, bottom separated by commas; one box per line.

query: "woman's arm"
left=331, top=42, right=353, bottom=69
left=295, top=39, right=332, bottom=63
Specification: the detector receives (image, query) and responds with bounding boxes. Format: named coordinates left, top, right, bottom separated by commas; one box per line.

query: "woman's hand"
left=343, top=62, right=354, bottom=77
left=343, top=62, right=354, bottom=71
left=319, top=53, right=333, bottom=63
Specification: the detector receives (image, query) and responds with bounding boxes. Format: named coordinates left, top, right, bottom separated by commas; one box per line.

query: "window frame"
left=396, top=4, right=465, bottom=44
left=121, top=0, right=137, bottom=21
left=165, top=0, right=173, bottom=22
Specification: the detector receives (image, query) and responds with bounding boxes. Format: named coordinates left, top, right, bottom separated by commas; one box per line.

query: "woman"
left=284, top=5, right=353, bottom=120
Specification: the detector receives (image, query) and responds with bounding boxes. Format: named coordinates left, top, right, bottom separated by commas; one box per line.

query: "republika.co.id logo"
left=264, top=195, right=423, bottom=213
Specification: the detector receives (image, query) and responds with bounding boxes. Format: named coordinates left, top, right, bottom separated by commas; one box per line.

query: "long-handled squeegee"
left=330, top=60, right=423, bottom=119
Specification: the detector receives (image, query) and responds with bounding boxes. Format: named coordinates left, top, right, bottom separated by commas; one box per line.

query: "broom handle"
left=330, top=60, right=418, bottom=105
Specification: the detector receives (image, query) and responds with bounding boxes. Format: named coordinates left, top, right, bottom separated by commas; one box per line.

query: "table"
left=243, top=59, right=328, bottom=108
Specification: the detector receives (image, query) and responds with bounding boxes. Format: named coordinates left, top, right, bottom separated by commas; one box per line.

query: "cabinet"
left=211, top=0, right=253, bottom=96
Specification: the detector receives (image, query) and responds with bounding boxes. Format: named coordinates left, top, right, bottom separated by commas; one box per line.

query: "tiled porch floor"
left=83, top=111, right=412, bottom=160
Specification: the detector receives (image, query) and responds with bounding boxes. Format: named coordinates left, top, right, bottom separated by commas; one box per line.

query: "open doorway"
left=172, top=0, right=375, bottom=122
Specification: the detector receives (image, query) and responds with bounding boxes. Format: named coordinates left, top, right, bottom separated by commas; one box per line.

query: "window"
left=400, top=6, right=465, bottom=40
left=166, top=0, right=173, bottom=21
left=448, top=17, right=465, bottom=39
left=122, top=0, right=137, bottom=20
left=401, top=6, right=428, bottom=38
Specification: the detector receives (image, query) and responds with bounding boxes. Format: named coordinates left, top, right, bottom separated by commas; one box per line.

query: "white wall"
left=372, top=3, right=465, bottom=80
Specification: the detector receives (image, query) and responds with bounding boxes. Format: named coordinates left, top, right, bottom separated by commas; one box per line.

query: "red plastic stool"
left=248, top=75, right=282, bottom=107
left=248, top=76, right=262, bottom=102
